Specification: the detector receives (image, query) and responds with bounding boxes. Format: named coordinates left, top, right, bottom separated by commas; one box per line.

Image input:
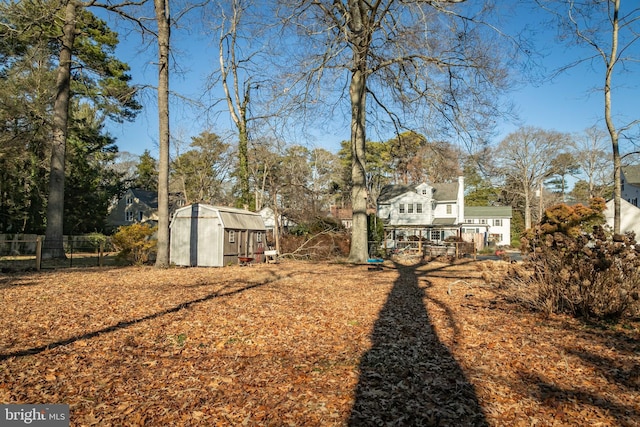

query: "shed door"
left=198, top=217, right=222, bottom=267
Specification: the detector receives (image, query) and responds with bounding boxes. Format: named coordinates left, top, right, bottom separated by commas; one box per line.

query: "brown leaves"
left=0, top=260, right=638, bottom=426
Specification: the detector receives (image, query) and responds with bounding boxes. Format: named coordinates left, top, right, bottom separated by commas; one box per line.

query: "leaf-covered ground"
left=0, top=260, right=638, bottom=426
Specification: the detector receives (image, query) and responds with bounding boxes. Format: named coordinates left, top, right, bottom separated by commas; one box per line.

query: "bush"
left=519, top=199, right=640, bottom=320
left=111, top=223, right=157, bottom=265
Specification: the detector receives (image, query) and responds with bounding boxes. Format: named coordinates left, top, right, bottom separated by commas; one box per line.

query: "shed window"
left=257, top=232, right=263, bottom=243
left=229, top=230, right=235, bottom=243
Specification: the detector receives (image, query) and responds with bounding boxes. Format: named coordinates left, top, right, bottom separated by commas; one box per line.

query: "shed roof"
left=172, top=204, right=266, bottom=230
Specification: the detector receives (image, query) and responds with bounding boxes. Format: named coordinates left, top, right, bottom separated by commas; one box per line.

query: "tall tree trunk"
left=154, top=0, right=171, bottom=267
left=238, top=122, right=251, bottom=209
left=606, top=0, right=621, bottom=234
left=524, top=187, right=531, bottom=230
left=348, top=67, right=369, bottom=263
left=43, top=0, right=77, bottom=259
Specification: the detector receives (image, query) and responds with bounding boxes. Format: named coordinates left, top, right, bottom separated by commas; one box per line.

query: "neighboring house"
left=329, top=206, right=353, bottom=229
left=604, top=198, right=640, bottom=237
left=377, top=177, right=465, bottom=242
left=170, top=204, right=267, bottom=267
left=621, top=165, right=640, bottom=207
left=463, top=206, right=513, bottom=246
left=106, top=188, right=185, bottom=230
left=258, top=207, right=296, bottom=232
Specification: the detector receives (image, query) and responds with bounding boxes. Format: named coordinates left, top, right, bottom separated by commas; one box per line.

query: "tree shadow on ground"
left=349, top=261, right=488, bottom=426
left=0, top=279, right=275, bottom=361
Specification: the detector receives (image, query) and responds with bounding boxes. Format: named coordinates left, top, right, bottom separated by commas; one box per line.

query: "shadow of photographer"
left=349, top=261, right=488, bottom=426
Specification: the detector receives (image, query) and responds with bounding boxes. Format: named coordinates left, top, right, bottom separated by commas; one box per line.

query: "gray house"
left=170, top=204, right=267, bottom=267
left=107, top=188, right=185, bottom=230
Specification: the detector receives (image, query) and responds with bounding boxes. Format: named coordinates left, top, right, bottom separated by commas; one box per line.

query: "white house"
left=377, top=177, right=465, bottom=242
left=377, top=177, right=514, bottom=249
left=463, top=206, right=513, bottom=246
left=622, top=165, right=640, bottom=207
left=604, top=198, right=640, bottom=238
left=258, top=207, right=296, bottom=232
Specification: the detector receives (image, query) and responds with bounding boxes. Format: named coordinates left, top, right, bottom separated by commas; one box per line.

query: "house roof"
left=432, top=217, right=457, bottom=225
left=377, top=181, right=460, bottom=203
left=622, top=165, right=640, bottom=185
left=465, top=206, right=513, bottom=218
left=432, top=182, right=458, bottom=201
left=130, top=188, right=158, bottom=208
left=378, top=184, right=417, bottom=203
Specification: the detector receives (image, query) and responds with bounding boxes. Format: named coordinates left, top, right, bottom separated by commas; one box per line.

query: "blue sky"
left=101, top=3, right=640, bottom=159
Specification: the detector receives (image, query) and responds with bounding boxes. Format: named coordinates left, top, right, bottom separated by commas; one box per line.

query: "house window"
left=125, top=211, right=133, bottom=221
left=493, top=219, right=502, bottom=226
left=416, top=203, right=423, bottom=213
left=138, top=211, right=143, bottom=221
left=126, top=196, right=133, bottom=204
left=479, top=219, right=487, bottom=224
left=446, top=204, right=452, bottom=214
left=407, top=204, right=414, bottom=214
left=399, top=204, right=405, bottom=214
left=229, top=230, right=235, bottom=243
left=422, top=189, right=427, bottom=195
left=430, top=229, right=441, bottom=240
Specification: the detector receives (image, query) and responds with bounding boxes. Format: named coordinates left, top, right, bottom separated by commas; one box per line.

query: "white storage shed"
left=170, top=204, right=267, bottom=267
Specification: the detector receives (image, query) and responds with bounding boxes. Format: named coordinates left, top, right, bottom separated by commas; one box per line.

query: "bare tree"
left=277, top=0, right=514, bottom=262
left=537, top=0, right=640, bottom=234
left=497, top=127, right=571, bottom=230
left=574, top=126, right=613, bottom=199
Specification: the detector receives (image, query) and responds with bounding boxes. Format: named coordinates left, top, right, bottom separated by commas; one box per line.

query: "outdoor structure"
left=170, top=204, right=267, bottom=267
left=377, top=177, right=465, bottom=245
left=463, top=206, right=513, bottom=247
left=107, top=188, right=185, bottom=230
left=622, top=165, right=640, bottom=207
left=604, top=198, right=640, bottom=237
left=258, top=207, right=296, bottom=232
left=376, top=177, right=514, bottom=254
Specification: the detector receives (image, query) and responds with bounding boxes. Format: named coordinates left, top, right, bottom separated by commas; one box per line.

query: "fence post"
left=99, top=241, right=104, bottom=267
left=36, top=236, right=42, bottom=271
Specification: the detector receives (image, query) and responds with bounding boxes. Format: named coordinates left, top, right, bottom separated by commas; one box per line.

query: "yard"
left=0, top=259, right=638, bottom=426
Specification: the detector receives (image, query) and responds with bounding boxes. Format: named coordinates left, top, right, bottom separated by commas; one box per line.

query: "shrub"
left=111, top=223, right=157, bottom=265
left=519, top=198, right=640, bottom=320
